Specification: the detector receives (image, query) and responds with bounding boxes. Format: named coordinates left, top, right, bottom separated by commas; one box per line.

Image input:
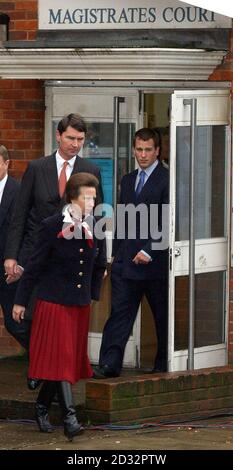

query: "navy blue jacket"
left=0, top=176, right=20, bottom=281
left=14, top=213, right=107, bottom=307
left=112, top=162, right=169, bottom=280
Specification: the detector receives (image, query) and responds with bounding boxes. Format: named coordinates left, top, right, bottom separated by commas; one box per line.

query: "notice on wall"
left=38, top=0, right=231, bottom=30
left=88, top=158, right=113, bottom=211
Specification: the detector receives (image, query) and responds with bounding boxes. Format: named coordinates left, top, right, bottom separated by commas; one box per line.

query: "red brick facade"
left=86, top=367, right=233, bottom=424
left=1, top=0, right=37, bottom=40
left=0, top=1, right=43, bottom=355
left=0, top=77, right=44, bottom=356
left=0, top=2, right=232, bottom=359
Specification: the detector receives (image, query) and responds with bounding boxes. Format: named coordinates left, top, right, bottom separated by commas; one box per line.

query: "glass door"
left=168, top=89, right=231, bottom=371
left=45, top=86, right=140, bottom=365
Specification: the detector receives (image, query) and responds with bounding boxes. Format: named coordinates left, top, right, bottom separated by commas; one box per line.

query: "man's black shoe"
left=27, top=378, right=42, bottom=390
left=92, top=365, right=119, bottom=379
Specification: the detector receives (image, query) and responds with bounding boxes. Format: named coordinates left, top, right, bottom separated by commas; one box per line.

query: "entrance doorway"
left=45, top=86, right=140, bottom=367
left=45, top=83, right=230, bottom=371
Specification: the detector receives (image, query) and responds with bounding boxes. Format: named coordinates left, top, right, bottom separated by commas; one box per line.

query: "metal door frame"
left=168, top=89, right=231, bottom=372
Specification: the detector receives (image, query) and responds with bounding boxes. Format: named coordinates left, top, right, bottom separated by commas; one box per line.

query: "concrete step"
left=1, top=357, right=233, bottom=426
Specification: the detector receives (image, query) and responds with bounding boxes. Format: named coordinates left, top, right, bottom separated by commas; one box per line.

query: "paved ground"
left=0, top=417, right=233, bottom=450
left=0, top=356, right=233, bottom=451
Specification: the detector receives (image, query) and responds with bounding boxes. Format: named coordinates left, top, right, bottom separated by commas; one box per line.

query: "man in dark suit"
left=95, top=128, right=169, bottom=378
left=4, top=114, right=103, bottom=354
left=0, top=145, right=28, bottom=347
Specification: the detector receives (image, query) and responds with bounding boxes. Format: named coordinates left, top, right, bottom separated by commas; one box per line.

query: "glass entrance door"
left=46, top=85, right=231, bottom=371
left=169, top=90, right=231, bottom=371
left=45, top=86, right=140, bottom=365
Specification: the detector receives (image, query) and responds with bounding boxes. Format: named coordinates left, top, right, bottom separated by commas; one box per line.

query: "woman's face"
left=71, top=186, right=96, bottom=217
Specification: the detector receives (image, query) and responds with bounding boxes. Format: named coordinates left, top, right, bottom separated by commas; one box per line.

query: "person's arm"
left=13, top=220, right=54, bottom=308
left=12, top=304, right=26, bottom=324
left=132, top=251, right=152, bottom=265
left=4, top=162, right=35, bottom=272
left=139, top=175, right=169, bottom=259
left=91, top=236, right=107, bottom=301
left=5, top=265, right=24, bottom=284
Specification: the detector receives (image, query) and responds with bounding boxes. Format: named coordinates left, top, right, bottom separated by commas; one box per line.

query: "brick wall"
left=0, top=77, right=44, bottom=356
left=0, top=76, right=44, bottom=355
left=0, top=77, right=44, bottom=355
left=1, top=0, right=38, bottom=41
left=86, top=367, right=233, bottom=424
left=0, top=4, right=42, bottom=356
left=0, top=79, right=45, bottom=176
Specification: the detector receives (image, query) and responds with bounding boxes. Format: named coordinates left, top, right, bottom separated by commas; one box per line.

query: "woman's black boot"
left=35, top=381, right=56, bottom=433
left=56, top=381, right=83, bottom=441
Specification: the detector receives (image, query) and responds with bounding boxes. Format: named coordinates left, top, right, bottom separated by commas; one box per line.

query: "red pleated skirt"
left=28, top=299, right=93, bottom=384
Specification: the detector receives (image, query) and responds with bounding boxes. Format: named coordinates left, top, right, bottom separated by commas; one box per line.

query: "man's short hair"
left=0, top=144, right=9, bottom=162
left=57, top=113, right=87, bottom=135
left=133, top=128, right=160, bottom=149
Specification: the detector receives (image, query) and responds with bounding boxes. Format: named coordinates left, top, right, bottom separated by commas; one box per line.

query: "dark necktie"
left=58, top=161, right=68, bottom=198
left=135, top=170, right=146, bottom=197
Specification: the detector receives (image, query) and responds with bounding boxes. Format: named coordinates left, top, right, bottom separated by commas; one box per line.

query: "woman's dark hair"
left=57, top=113, right=87, bottom=135
left=65, top=172, right=99, bottom=203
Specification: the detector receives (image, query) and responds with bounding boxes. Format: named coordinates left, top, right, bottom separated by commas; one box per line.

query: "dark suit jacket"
left=4, top=153, right=103, bottom=266
left=112, top=162, right=169, bottom=280
left=0, top=176, right=20, bottom=280
left=14, top=213, right=107, bottom=307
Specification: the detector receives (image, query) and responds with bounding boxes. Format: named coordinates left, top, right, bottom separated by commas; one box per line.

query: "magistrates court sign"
left=38, top=0, right=231, bottom=30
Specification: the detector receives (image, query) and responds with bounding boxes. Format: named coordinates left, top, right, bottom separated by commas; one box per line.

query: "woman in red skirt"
left=12, top=172, right=106, bottom=440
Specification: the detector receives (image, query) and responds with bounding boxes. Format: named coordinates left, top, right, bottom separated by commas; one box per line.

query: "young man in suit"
left=4, top=114, right=103, bottom=379
left=0, top=145, right=28, bottom=347
left=94, top=128, right=169, bottom=378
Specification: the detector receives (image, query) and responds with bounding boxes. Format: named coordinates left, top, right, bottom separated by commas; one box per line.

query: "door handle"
left=174, top=247, right=181, bottom=257
left=169, top=247, right=181, bottom=270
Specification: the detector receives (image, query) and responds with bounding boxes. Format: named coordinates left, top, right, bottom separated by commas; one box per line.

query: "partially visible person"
left=153, top=127, right=169, bottom=169
left=12, top=173, right=106, bottom=440
left=95, top=128, right=169, bottom=379
left=0, top=145, right=29, bottom=348
left=4, top=113, right=103, bottom=372
left=160, top=129, right=169, bottom=169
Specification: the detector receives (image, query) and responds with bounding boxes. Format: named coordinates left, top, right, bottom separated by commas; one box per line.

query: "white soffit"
left=0, top=48, right=227, bottom=80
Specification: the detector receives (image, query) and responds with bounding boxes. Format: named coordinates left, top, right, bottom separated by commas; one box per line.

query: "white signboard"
left=38, top=0, right=231, bottom=30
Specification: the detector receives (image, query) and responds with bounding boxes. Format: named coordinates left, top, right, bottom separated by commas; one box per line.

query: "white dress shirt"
left=55, top=151, right=76, bottom=180
left=135, top=159, right=159, bottom=190
left=0, top=174, right=8, bottom=205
